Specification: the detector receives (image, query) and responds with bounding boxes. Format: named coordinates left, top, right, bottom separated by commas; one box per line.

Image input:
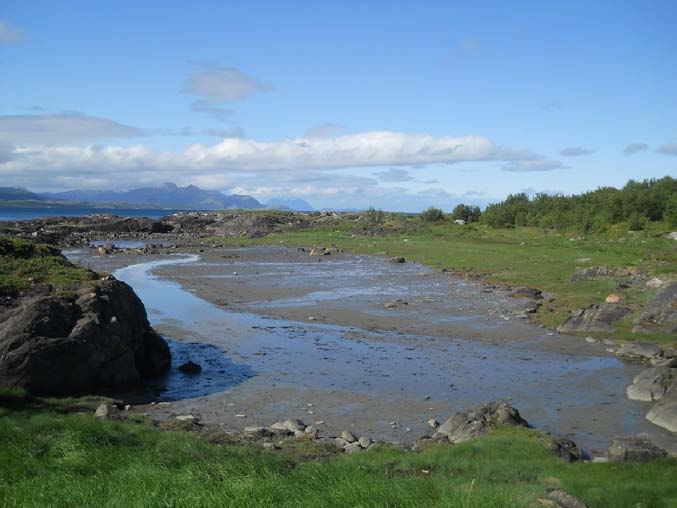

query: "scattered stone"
left=435, top=401, right=528, bottom=443
left=608, top=435, right=668, bottom=462
left=584, top=336, right=598, bottom=343
left=667, top=232, right=677, bottom=240
left=244, top=426, right=269, bottom=438
left=262, top=442, right=277, bottom=450
left=427, top=418, right=439, bottom=429
left=340, top=430, right=357, bottom=443
left=546, top=488, right=588, bottom=508
left=178, top=360, right=202, bottom=374
left=388, top=256, right=406, bottom=264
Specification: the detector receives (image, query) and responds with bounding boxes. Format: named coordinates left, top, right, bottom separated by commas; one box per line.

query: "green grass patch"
left=0, top=236, right=94, bottom=296
left=0, top=406, right=675, bottom=507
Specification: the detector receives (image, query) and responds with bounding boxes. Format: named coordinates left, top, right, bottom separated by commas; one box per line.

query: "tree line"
left=415, top=176, right=676, bottom=231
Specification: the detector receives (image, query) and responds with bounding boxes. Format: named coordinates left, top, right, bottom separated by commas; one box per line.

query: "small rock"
left=344, top=442, right=362, bottom=453
left=358, top=436, right=372, bottom=448
left=584, top=336, right=598, bottom=343
left=94, top=403, right=121, bottom=420
left=340, top=430, right=357, bottom=443
left=283, top=418, right=306, bottom=432
left=175, top=414, right=199, bottom=423
left=605, top=293, right=623, bottom=303
left=244, top=426, right=268, bottom=438
left=546, top=489, right=588, bottom=508
left=389, top=257, right=406, bottom=264
left=427, top=419, right=439, bottom=429
left=646, top=277, right=666, bottom=289
left=178, top=361, right=202, bottom=374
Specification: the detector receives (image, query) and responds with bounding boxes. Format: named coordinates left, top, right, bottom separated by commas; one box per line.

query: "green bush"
left=420, top=207, right=445, bottom=222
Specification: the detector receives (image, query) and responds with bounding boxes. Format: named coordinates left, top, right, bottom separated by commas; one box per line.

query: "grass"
left=1, top=391, right=676, bottom=508
left=207, top=217, right=676, bottom=344
left=0, top=236, right=94, bottom=296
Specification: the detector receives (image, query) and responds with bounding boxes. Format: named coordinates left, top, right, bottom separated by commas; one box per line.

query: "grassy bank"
left=0, top=237, right=94, bottom=296
left=1, top=391, right=676, bottom=508
left=209, top=218, right=676, bottom=343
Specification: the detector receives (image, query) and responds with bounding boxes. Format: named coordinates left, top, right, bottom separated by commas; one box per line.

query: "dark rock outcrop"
left=557, top=303, right=630, bottom=333
left=434, top=401, right=528, bottom=443
left=0, top=278, right=171, bottom=395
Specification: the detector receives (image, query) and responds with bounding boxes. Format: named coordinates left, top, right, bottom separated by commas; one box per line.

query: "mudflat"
left=69, top=245, right=676, bottom=455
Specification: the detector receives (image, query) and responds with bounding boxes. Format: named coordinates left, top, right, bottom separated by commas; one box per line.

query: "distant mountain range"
left=0, top=183, right=314, bottom=211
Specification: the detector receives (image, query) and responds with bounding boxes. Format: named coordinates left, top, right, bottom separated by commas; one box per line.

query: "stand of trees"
left=481, top=177, right=676, bottom=231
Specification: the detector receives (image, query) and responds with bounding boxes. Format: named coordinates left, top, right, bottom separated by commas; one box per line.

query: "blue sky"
left=1, top=0, right=676, bottom=211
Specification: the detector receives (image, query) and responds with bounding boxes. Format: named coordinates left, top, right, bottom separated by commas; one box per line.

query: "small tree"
left=451, top=204, right=482, bottom=223
left=420, top=206, right=445, bottom=222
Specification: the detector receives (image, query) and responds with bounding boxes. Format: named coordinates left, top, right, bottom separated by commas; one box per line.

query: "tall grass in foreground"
left=0, top=404, right=675, bottom=508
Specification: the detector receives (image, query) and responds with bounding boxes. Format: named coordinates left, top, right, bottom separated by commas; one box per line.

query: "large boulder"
left=0, top=279, right=171, bottom=395
left=646, top=381, right=677, bottom=433
left=557, top=303, right=630, bottom=333
left=626, top=367, right=673, bottom=402
left=434, top=401, right=528, bottom=443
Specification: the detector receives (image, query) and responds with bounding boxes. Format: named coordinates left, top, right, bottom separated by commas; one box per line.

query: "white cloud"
left=0, top=130, right=559, bottom=209
left=183, top=64, right=271, bottom=103
left=0, top=20, right=22, bottom=43
left=560, top=146, right=594, bottom=157
left=657, top=143, right=677, bottom=156
left=623, top=142, right=648, bottom=156
left=0, top=112, right=142, bottom=145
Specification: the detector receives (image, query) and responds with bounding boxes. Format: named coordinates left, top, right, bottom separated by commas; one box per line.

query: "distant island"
left=0, top=183, right=314, bottom=212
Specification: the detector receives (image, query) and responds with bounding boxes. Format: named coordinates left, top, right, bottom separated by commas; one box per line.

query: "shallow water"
left=104, top=251, right=675, bottom=452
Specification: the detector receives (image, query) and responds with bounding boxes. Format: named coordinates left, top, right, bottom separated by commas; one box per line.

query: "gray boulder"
left=0, top=279, right=171, bottom=395
left=616, top=342, right=663, bottom=361
left=608, top=435, right=668, bottom=462
left=557, top=304, right=630, bottom=333
left=94, top=403, right=122, bottom=421
left=646, top=382, right=677, bottom=433
left=626, top=367, right=672, bottom=402
left=435, top=401, right=528, bottom=443
left=634, top=282, right=677, bottom=335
